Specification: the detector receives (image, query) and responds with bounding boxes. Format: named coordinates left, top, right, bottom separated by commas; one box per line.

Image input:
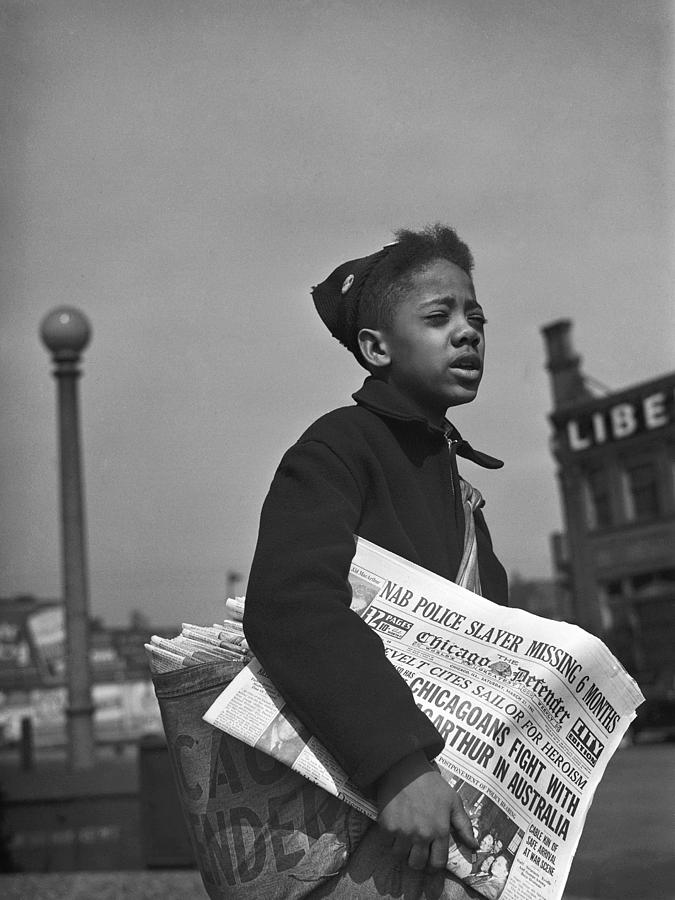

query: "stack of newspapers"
left=144, top=597, right=250, bottom=675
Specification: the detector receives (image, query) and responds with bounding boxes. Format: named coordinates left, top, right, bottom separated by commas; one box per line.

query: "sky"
left=1, top=0, right=673, bottom=627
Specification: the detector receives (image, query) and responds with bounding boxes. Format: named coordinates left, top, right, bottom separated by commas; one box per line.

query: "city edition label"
left=563, top=382, right=675, bottom=452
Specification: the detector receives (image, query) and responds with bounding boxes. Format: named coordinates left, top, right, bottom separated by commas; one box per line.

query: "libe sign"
left=562, top=380, right=675, bottom=452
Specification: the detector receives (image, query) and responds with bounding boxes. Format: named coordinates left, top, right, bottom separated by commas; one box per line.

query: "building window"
left=622, top=459, right=660, bottom=522
left=583, top=466, right=612, bottom=529
left=631, top=568, right=675, bottom=598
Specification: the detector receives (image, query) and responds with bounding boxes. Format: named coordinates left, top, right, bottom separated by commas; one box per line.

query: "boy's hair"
left=311, top=222, right=474, bottom=369
left=357, top=223, right=474, bottom=336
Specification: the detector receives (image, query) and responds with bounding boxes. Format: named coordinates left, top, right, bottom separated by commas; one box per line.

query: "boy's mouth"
left=448, top=354, right=482, bottom=383
left=449, top=354, right=481, bottom=372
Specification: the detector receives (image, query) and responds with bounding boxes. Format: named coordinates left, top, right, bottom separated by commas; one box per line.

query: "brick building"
left=541, top=320, right=675, bottom=681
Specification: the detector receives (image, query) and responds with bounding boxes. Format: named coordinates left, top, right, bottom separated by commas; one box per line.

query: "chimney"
left=541, top=319, right=591, bottom=410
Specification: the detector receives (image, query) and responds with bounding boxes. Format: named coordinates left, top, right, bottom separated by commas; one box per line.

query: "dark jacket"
left=244, top=377, right=508, bottom=789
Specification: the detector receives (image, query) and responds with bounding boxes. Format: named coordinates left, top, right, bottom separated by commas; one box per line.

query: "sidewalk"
left=0, top=870, right=206, bottom=899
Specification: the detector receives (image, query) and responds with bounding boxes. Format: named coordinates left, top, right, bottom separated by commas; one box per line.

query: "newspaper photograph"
left=203, top=537, right=644, bottom=900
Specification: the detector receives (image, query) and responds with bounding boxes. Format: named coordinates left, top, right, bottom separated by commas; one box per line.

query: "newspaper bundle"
left=203, top=538, right=644, bottom=900
left=144, top=605, right=250, bottom=676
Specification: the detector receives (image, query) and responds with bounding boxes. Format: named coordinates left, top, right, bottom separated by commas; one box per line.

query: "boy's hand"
left=375, top=751, right=478, bottom=872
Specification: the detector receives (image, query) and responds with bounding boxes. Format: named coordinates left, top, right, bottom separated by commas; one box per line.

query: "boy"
left=244, top=224, right=508, bottom=884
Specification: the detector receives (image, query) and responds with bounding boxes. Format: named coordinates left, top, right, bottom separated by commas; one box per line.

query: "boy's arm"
left=243, top=437, right=445, bottom=789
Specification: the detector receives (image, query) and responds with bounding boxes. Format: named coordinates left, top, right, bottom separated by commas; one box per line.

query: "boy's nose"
left=453, top=322, right=481, bottom=346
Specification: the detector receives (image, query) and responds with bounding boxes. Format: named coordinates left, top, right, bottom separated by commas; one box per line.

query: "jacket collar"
left=352, top=376, right=504, bottom=470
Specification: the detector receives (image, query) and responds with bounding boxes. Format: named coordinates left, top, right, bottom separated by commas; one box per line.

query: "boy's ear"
left=357, top=328, right=391, bottom=369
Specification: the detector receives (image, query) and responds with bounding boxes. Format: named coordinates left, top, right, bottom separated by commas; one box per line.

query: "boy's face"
left=377, top=258, right=486, bottom=423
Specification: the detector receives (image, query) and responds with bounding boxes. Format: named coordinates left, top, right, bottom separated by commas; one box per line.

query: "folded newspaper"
left=198, top=538, right=644, bottom=900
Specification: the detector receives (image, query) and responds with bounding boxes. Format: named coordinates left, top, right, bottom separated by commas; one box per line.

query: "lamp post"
left=40, top=306, right=95, bottom=769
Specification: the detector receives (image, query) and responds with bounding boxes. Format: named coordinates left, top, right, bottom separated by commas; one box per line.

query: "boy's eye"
left=424, top=310, right=487, bottom=327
